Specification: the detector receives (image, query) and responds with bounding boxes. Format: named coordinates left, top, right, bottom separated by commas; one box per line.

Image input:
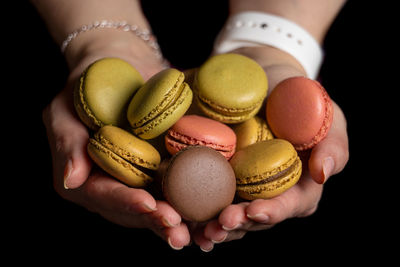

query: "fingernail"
left=162, top=217, right=180, bottom=228
left=200, top=243, right=214, bottom=253
left=168, top=237, right=183, bottom=250
left=141, top=203, right=157, bottom=212
left=211, top=232, right=228, bottom=244
left=222, top=223, right=242, bottom=231
left=322, top=157, right=335, bottom=184
left=63, top=159, right=73, bottom=189
left=247, top=213, right=270, bottom=224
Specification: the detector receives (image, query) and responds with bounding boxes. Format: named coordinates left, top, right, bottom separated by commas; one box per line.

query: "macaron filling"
left=93, top=132, right=159, bottom=170
left=196, top=97, right=262, bottom=123
left=88, top=136, right=155, bottom=182
left=238, top=157, right=300, bottom=186
left=197, top=94, right=263, bottom=116
left=236, top=156, right=301, bottom=194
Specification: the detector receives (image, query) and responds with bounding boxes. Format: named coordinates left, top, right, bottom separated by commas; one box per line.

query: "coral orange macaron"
left=165, top=115, right=237, bottom=160
left=266, top=77, right=333, bottom=151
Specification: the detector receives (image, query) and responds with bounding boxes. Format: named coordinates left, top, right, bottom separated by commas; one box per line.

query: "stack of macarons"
left=74, top=58, right=194, bottom=189
left=73, top=53, right=333, bottom=222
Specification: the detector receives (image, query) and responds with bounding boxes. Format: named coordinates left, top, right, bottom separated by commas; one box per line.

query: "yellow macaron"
left=87, top=125, right=161, bottom=187
left=194, top=53, right=268, bottom=123
left=233, top=116, right=274, bottom=150
left=230, top=139, right=302, bottom=200
left=74, top=57, right=144, bottom=130
left=127, top=68, right=193, bottom=139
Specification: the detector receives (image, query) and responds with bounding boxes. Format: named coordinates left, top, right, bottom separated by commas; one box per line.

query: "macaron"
left=162, top=146, right=236, bottom=222
left=233, top=116, right=274, bottom=151
left=74, top=57, right=144, bottom=130
left=127, top=68, right=193, bottom=139
left=230, top=139, right=302, bottom=200
left=194, top=53, right=268, bottom=124
left=87, top=125, right=161, bottom=187
left=266, top=77, right=333, bottom=151
left=165, top=115, right=237, bottom=160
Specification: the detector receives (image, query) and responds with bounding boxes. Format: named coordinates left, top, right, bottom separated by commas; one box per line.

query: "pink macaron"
left=165, top=115, right=237, bottom=159
left=266, top=77, right=333, bottom=151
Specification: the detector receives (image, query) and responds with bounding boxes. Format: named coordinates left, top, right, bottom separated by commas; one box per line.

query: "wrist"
left=65, top=28, right=165, bottom=80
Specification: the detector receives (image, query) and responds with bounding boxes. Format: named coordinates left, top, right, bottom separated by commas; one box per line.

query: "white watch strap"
left=214, top=11, right=323, bottom=79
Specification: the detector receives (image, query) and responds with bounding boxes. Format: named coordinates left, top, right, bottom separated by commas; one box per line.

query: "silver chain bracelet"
left=60, top=20, right=169, bottom=68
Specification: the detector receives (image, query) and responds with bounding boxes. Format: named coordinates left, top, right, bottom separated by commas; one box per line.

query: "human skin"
left=34, top=0, right=348, bottom=251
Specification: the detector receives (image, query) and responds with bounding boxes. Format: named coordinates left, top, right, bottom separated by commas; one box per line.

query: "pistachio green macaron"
left=74, top=57, right=144, bottom=130
left=87, top=125, right=161, bottom=187
left=230, top=139, right=302, bottom=200
left=194, top=53, right=268, bottom=124
left=127, top=68, right=193, bottom=139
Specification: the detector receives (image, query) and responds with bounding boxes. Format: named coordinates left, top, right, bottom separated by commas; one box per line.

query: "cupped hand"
left=42, top=45, right=191, bottom=250
left=192, top=46, right=349, bottom=252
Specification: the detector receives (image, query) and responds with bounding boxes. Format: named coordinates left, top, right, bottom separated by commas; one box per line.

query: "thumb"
left=42, top=83, right=92, bottom=191
left=308, top=102, right=349, bottom=184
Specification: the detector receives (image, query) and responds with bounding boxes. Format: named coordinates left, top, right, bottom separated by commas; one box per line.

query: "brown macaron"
left=162, top=146, right=236, bottom=222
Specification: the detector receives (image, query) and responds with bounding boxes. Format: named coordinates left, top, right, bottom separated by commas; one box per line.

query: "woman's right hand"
left=42, top=33, right=191, bottom=250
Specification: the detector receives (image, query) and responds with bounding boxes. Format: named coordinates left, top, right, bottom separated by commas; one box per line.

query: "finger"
left=308, top=102, right=349, bottom=184
left=218, top=202, right=250, bottom=231
left=165, top=222, right=191, bottom=250
left=43, top=85, right=91, bottom=190
left=84, top=171, right=157, bottom=213
left=203, top=220, right=228, bottom=244
left=79, top=171, right=190, bottom=249
left=148, top=201, right=182, bottom=228
left=79, top=171, right=157, bottom=215
left=203, top=219, right=248, bottom=243
left=246, top=175, right=323, bottom=224
left=191, top=225, right=214, bottom=253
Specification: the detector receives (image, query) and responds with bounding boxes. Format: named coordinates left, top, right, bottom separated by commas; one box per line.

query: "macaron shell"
left=236, top=157, right=302, bottom=200
left=266, top=77, right=333, bottom=150
left=132, top=83, right=193, bottom=139
left=87, top=125, right=160, bottom=187
left=165, top=115, right=236, bottom=158
left=195, top=53, right=268, bottom=123
left=74, top=58, right=144, bottom=130
left=163, top=146, right=236, bottom=222
left=88, top=139, right=153, bottom=187
left=195, top=53, right=268, bottom=110
left=127, top=68, right=185, bottom=128
left=165, top=136, right=235, bottom=160
left=127, top=68, right=193, bottom=139
left=233, top=116, right=274, bottom=150
left=95, top=125, right=160, bottom=169
left=230, top=139, right=298, bottom=185
left=196, top=97, right=262, bottom=124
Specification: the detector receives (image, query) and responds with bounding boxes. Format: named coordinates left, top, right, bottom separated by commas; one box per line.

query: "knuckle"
left=55, top=135, right=69, bottom=154
left=81, top=176, right=97, bottom=199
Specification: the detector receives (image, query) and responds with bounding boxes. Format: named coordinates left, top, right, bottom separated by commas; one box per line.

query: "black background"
left=6, top=0, right=389, bottom=264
